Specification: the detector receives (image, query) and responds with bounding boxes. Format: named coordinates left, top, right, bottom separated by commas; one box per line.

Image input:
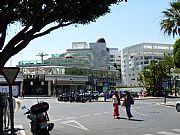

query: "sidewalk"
left=98, top=96, right=178, bottom=107
left=97, top=96, right=163, bottom=102
left=20, top=95, right=179, bottom=107
left=160, top=101, right=177, bottom=107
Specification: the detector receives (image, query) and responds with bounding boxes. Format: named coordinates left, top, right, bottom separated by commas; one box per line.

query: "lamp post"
left=113, top=63, right=121, bottom=88
left=174, top=76, right=179, bottom=96
left=89, top=73, right=95, bottom=93
left=53, top=79, right=57, bottom=97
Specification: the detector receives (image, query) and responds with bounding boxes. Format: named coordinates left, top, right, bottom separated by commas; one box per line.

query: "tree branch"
left=11, top=39, right=31, bottom=57
left=0, top=38, right=31, bottom=66
left=0, top=24, right=7, bottom=50
left=3, top=24, right=31, bottom=52
left=33, top=21, right=74, bottom=39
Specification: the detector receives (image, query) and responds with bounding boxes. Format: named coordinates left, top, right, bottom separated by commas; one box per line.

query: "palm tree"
left=160, top=1, right=180, bottom=38
left=36, top=52, right=48, bottom=63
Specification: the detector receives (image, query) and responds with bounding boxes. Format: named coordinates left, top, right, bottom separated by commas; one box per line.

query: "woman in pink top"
left=112, top=91, right=120, bottom=119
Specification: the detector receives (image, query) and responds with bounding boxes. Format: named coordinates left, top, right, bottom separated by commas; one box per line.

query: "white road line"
left=103, top=112, right=110, bottom=114
left=59, top=120, right=88, bottom=130
left=144, top=134, right=152, bottom=135
left=52, top=118, right=62, bottom=122
left=172, top=129, right=180, bottom=132
left=66, top=117, right=77, bottom=120
left=158, top=131, right=180, bottom=135
left=15, top=125, right=26, bottom=135
left=135, top=104, right=157, bottom=109
left=80, top=115, right=90, bottom=117
left=133, top=110, right=149, bottom=117
left=93, top=113, right=102, bottom=116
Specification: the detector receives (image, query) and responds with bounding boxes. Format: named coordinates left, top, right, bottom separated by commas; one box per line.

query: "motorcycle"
left=22, top=101, right=54, bottom=135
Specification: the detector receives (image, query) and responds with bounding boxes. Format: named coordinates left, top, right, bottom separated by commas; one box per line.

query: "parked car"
left=176, top=101, right=180, bottom=112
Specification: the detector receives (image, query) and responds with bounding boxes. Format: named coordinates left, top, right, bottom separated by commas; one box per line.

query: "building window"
left=110, top=59, right=115, bottom=62
left=110, top=55, right=114, bottom=58
left=144, top=61, right=149, bottom=64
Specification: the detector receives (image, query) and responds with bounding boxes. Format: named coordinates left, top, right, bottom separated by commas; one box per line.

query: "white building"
left=109, top=48, right=121, bottom=70
left=109, top=48, right=121, bottom=87
left=121, top=43, right=173, bottom=87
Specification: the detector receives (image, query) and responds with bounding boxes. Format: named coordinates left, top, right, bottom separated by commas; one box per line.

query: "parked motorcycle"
left=22, top=101, right=54, bottom=135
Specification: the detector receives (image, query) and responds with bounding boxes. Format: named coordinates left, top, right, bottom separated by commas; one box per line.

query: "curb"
left=160, top=102, right=176, bottom=107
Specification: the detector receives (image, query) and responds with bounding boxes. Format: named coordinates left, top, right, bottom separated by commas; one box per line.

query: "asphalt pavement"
left=3, top=95, right=180, bottom=135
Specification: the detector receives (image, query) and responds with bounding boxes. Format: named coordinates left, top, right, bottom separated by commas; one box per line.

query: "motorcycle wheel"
left=40, top=128, right=50, bottom=135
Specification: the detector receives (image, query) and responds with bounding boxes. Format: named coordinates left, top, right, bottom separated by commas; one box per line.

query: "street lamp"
left=174, top=76, right=179, bottom=96
left=113, top=63, right=121, bottom=86
left=89, top=73, right=95, bottom=93
left=53, top=78, right=57, bottom=97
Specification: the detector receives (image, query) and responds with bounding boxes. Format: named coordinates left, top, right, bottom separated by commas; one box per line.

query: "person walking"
left=124, top=91, right=133, bottom=120
left=112, top=91, right=120, bottom=119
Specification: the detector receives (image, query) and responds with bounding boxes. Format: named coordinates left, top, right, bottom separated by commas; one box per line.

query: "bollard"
left=0, top=92, right=3, bottom=134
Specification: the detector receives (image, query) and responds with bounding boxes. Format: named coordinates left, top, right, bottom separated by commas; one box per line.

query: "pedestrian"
left=112, top=91, right=120, bottom=119
left=124, top=91, right=133, bottom=120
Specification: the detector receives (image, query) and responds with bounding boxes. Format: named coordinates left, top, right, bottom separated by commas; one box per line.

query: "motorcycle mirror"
left=22, top=105, right=26, bottom=109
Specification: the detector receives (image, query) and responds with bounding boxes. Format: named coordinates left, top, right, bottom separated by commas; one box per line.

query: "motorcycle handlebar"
left=24, top=110, right=31, bottom=115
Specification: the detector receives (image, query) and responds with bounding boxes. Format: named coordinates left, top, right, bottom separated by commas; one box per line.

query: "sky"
left=6, top=0, right=176, bottom=67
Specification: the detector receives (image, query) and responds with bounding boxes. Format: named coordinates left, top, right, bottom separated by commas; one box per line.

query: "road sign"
left=0, top=67, right=20, bottom=85
left=162, top=81, right=168, bottom=88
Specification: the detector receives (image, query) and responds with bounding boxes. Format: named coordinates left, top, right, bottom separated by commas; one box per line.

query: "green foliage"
left=173, top=38, right=180, bottom=68
left=160, top=1, right=180, bottom=38
left=138, top=55, right=174, bottom=96
left=0, top=0, right=127, bottom=66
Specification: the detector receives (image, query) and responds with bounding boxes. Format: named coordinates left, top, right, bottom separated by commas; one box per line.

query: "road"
left=13, top=97, right=180, bottom=135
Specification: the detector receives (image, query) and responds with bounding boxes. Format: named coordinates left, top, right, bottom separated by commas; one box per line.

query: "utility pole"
left=36, top=51, right=48, bottom=63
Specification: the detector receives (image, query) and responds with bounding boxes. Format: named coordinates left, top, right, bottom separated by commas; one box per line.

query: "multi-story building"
left=17, top=40, right=173, bottom=95
left=108, top=48, right=121, bottom=87
left=109, top=48, right=120, bottom=69
left=17, top=38, right=113, bottom=96
left=18, top=38, right=110, bottom=70
left=121, top=43, right=173, bottom=87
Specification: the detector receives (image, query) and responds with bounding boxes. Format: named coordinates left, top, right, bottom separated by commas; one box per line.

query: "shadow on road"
left=128, top=118, right=144, bottom=122
left=117, top=117, right=144, bottom=122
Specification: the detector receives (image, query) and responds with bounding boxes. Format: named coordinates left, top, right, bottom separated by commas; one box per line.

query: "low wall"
left=117, top=87, right=144, bottom=92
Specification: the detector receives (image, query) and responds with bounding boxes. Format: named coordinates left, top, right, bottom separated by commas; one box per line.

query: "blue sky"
left=6, top=0, right=176, bottom=66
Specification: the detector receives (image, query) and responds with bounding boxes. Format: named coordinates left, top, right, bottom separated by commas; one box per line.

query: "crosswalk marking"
left=15, top=125, right=26, bottom=135
left=172, top=129, right=180, bottom=132
left=144, top=129, right=180, bottom=135
left=59, top=119, right=88, bottom=130
left=158, top=131, right=180, bottom=135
